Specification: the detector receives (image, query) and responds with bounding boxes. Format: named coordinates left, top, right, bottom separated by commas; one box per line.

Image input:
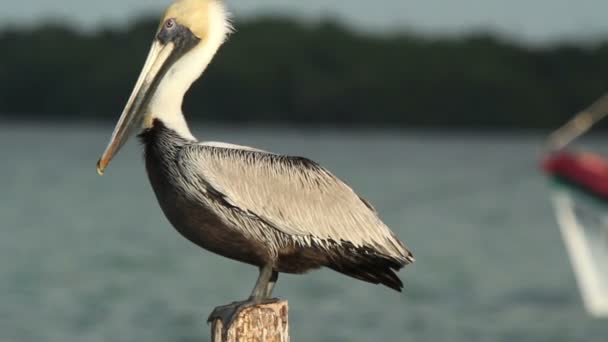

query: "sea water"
left=0, top=123, right=606, bottom=341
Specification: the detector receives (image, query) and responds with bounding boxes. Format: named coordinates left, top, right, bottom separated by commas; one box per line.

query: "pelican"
left=96, top=0, right=414, bottom=327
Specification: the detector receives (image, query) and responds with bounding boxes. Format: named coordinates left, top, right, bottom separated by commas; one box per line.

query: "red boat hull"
left=543, top=151, right=608, bottom=200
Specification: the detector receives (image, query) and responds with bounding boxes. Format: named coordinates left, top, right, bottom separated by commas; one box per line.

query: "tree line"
left=1, top=17, right=608, bottom=129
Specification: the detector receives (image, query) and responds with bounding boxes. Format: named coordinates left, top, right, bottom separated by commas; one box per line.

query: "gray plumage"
left=140, top=120, right=413, bottom=291
left=180, top=143, right=407, bottom=257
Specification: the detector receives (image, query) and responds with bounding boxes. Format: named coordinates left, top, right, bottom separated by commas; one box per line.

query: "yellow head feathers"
left=162, top=0, right=231, bottom=39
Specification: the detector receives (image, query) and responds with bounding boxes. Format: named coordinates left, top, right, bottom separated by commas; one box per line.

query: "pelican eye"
left=157, top=18, right=180, bottom=43
left=165, top=18, right=176, bottom=29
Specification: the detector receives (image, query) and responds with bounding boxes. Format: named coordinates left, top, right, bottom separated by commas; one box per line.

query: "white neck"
left=147, top=1, right=231, bottom=140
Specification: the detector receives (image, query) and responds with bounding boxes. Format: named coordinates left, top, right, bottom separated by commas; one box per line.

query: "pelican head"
left=97, top=0, right=231, bottom=175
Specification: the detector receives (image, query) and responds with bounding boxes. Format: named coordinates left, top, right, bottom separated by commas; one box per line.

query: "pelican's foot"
left=207, top=297, right=280, bottom=329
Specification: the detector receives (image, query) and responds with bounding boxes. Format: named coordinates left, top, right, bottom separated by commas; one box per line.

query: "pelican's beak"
left=96, top=41, right=175, bottom=175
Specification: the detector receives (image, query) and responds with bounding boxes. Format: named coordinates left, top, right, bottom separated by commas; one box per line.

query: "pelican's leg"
left=249, top=264, right=274, bottom=300
left=265, top=270, right=279, bottom=298
left=207, top=265, right=279, bottom=330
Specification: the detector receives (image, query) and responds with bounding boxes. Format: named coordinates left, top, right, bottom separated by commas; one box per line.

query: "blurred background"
left=1, top=0, right=607, bottom=341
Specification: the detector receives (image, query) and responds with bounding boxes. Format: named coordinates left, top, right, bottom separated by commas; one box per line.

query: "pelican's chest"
left=138, top=121, right=196, bottom=223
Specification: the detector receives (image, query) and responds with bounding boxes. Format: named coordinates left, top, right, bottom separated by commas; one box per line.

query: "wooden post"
left=210, top=301, right=289, bottom=342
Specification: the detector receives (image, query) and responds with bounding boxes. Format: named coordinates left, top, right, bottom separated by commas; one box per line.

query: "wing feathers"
left=177, top=144, right=411, bottom=261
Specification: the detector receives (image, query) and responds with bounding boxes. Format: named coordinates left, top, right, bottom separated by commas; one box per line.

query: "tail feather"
left=325, top=242, right=411, bottom=292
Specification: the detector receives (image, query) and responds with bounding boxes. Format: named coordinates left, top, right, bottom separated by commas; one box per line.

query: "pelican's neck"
left=145, top=0, right=231, bottom=141
left=146, top=43, right=214, bottom=141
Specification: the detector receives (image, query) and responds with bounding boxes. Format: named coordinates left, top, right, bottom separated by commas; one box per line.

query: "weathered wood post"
left=210, top=300, right=289, bottom=342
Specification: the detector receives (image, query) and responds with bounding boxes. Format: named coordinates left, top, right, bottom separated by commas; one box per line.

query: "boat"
left=541, top=95, right=608, bottom=318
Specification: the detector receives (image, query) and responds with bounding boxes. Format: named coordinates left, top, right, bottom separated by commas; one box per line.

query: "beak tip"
left=96, top=159, right=106, bottom=176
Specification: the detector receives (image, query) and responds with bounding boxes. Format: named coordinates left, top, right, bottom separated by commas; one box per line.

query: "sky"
left=4, top=0, right=608, bottom=45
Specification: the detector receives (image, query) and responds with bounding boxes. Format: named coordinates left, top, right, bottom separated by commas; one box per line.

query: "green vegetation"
left=1, top=17, right=608, bottom=128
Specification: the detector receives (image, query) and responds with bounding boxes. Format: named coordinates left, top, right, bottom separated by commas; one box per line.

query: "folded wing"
left=177, top=143, right=412, bottom=261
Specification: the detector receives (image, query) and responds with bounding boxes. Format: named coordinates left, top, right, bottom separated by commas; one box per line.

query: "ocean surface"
left=0, top=122, right=606, bottom=342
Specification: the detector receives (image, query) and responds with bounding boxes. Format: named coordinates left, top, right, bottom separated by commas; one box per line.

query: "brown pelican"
left=96, top=0, right=414, bottom=328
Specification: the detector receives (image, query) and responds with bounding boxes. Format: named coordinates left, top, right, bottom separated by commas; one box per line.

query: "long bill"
left=96, top=41, right=175, bottom=175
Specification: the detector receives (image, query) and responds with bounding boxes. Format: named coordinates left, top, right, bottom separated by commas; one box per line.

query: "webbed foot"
left=208, top=297, right=281, bottom=340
